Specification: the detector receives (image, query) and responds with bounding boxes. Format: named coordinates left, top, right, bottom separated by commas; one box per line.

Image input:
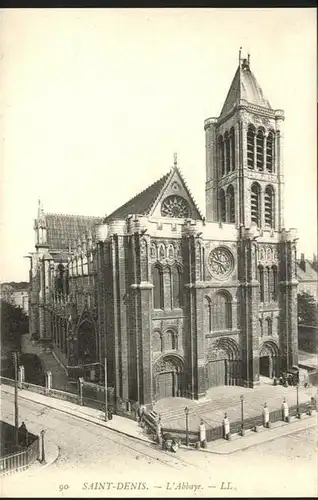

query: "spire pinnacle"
left=173, top=152, right=178, bottom=168
left=239, top=47, right=242, bottom=64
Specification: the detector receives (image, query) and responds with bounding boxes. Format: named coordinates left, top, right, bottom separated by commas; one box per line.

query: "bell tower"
left=205, top=50, right=285, bottom=233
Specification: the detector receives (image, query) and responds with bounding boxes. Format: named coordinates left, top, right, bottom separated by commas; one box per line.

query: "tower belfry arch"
left=204, top=51, right=285, bottom=231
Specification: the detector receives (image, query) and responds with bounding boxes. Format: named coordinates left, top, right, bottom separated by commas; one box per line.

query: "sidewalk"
left=1, top=383, right=316, bottom=456
left=0, top=384, right=152, bottom=444
left=199, top=413, right=317, bottom=455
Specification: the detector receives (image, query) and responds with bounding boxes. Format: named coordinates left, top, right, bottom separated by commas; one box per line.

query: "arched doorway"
left=153, top=355, right=184, bottom=400
left=259, top=341, right=280, bottom=378
left=77, top=319, right=96, bottom=365
left=206, top=337, right=240, bottom=388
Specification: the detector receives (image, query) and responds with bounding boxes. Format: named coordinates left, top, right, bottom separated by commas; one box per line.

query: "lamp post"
left=296, top=383, right=300, bottom=419
left=240, top=395, right=244, bottom=436
left=184, top=407, right=189, bottom=446
left=40, top=430, right=46, bottom=464
left=104, top=357, right=108, bottom=422
left=12, top=351, right=19, bottom=447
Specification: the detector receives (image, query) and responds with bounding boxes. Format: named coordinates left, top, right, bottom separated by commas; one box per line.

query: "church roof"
left=104, top=165, right=204, bottom=222
left=220, top=57, right=272, bottom=118
left=45, top=214, right=103, bottom=250
left=104, top=170, right=171, bottom=222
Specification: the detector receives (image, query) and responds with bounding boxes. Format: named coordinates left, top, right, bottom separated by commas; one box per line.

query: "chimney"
left=299, top=253, right=306, bottom=272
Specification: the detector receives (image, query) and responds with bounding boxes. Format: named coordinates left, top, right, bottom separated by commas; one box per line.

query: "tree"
left=297, top=292, right=318, bottom=326
left=0, top=299, right=28, bottom=340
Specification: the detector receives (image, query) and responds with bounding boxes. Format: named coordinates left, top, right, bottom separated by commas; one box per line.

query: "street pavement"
left=1, top=389, right=317, bottom=498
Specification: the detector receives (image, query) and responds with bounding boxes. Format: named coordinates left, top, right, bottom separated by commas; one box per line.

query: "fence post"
left=223, top=413, right=230, bottom=440
left=78, top=377, right=84, bottom=406
left=45, top=371, right=52, bottom=395
left=263, top=403, right=270, bottom=428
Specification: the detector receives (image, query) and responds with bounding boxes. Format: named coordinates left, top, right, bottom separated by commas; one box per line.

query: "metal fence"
left=1, top=375, right=315, bottom=447
left=0, top=376, right=138, bottom=421
left=0, top=432, right=40, bottom=476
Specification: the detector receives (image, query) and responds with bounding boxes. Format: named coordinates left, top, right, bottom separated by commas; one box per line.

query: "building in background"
left=296, top=254, right=318, bottom=301
left=0, top=282, right=29, bottom=315
left=28, top=52, right=299, bottom=408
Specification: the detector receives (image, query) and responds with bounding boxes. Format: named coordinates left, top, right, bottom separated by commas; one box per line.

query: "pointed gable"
left=150, top=167, right=203, bottom=220
left=105, top=166, right=204, bottom=222
left=220, top=57, right=272, bottom=118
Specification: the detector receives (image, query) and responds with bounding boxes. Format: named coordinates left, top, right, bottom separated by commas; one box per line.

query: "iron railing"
left=0, top=434, right=39, bottom=476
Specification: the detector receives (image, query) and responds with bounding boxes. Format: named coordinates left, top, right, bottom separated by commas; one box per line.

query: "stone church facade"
left=28, top=53, right=299, bottom=407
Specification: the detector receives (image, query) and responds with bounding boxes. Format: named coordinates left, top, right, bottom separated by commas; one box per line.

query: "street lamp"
left=240, top=395, right=244, bottom=436
left=39, top=430, right=46, bottom=464
left=296, top=383, right=300, bottom=419
left=12, top=351, right=19, bottom=447
left=184, top=407, right=189, bottom=446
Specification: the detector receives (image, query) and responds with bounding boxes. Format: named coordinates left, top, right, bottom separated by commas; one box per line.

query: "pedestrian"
left=282, top=398, right=289, bottom=421
left=199, top=419, right=206, bottom=447
left=156, top=417, right=163, bottom=445
left=19, top=421, right=27, bottom=446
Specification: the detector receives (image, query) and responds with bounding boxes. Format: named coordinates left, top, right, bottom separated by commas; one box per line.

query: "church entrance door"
left=259, top=355, right=271, bottom=377
left=259, top=341, right=280, bottom=379
left=157, top=372, right=174, bottom=399
left=207, top=359, right=226, bottom=387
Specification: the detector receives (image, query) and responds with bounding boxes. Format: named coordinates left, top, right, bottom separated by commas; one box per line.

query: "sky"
left=0, top=8, right=317, bottom=282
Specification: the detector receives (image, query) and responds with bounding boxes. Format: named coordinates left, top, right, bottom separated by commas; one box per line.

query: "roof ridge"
left=105, top=169, right=171, bottom=221
left=175, top=165, right=205, bottom=220
left=45, top=213, right=103, bottom=219
left=146, top=168, right=174, bottom=214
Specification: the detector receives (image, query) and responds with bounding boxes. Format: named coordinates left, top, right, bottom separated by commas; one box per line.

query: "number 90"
left=59, top=484, right=70, bottom=492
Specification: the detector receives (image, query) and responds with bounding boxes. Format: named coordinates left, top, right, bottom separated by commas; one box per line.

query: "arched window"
left=227, top=185, right=235, bottom=223
left=55, top=263, right=64, bottom=294
left=266, top=132, right=274, bottom=172
left=204, top=296, right=212, bottom=332
left=264, top=185, right=274, bottom=228
left=212, top=291, right=232, bottom=330
left=171, top=332, right=178, bottom=350
left=219, top=189, right=226, bottom=222
left=266, top=317, right=273, bottom=336
left=225, top=132, right=231, bottom=174
left=258, top=265, right=265, bottom=302
left=230, top=127, right=235, bottom=171
left=256, top=129, right=265, bottom=171
left=272, top=265, right=278, bottom=301
left=152, top=265, right=163, bottom=309
left=265, top=266, right=271, bottom=303
left=251, top=183, right=261, bottom=226
left=171, top=265, right=182, bottom=308
left=218, top=136, right=225, bottom=177
left=247, top=125, right=255, bottom=169
left=164, top=330, right=176, bottom=351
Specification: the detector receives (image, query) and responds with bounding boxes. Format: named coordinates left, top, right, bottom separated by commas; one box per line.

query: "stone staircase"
left=154, top=382, right=316, bottom=431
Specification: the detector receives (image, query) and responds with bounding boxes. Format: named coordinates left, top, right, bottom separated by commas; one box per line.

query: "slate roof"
left=220, top=59, right=272, bottom=118
left=46, top=214, right=103, bottom=251
left=296, top=260, right=318, bottom=282
left=104, top=170, right=171, bottom=222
